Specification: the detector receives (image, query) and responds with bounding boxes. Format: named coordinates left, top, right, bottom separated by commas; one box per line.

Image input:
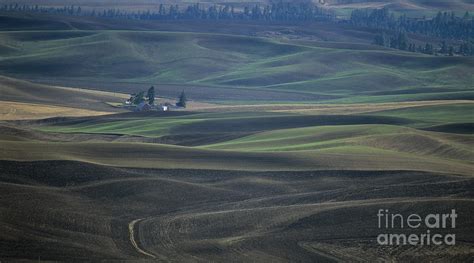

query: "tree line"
left=0, top=2, right=335, bottom=22
left=350, top=9, right=474, bottom=40
left=373, top=31, right=474, bottom=56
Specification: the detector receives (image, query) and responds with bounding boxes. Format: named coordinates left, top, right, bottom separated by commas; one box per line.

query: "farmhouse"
left=136, top=102, right=151, bottom=112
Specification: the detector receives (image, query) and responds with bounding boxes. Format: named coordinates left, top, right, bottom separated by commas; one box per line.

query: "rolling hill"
left=1, top=3, right=473, bottom=262
left=0, top=75, right=126, bottom=119
left=2, top=98, right=471, bottom=261
left=1, top=159, right=472, bottom=261
left=1, top=105, right=466, bottom=175
left=0, top=28, right=473, bottom=103
left=0, top=76, right=126, bottom=111
left=321, top=0, right=474, bottom=11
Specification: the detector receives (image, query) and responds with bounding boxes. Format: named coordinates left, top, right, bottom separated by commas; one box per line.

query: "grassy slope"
left=4, top=107, right=464, bottom=175
left=37, top=111, right=412, bottom=136
left=204, top=124, right=473, bottom=161
left=1, top=28, right=473, bottom=102
left=37, top=102, right=473, bottom=132
left=364, top=103, right=474, bottom=125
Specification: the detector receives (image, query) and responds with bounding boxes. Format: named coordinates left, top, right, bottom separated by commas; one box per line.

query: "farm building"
left=135, top=102, right=152, bottom=112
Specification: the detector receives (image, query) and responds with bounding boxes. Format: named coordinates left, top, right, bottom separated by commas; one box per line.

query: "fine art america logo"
left=377, top=209, right=457, bottom=246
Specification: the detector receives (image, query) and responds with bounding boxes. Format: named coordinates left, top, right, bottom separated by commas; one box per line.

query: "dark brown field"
left=1, top=160, right=473, bottom=262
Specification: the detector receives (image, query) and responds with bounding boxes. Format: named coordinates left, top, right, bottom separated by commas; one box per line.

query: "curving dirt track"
left=129, top=218, right=157, bottom=259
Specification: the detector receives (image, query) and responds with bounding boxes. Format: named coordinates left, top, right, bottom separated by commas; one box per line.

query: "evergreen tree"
left=147, top=86, right=155, bottom=105
left=398, top=32, right=408, bottom=50
left=424, top=43, right=434, bottom=54
left=373, top=33, right=386, bottom=46
left=176, top=90, right=187, bottom=108
left=159, top=4, right=166, bottom=16
left=448, top=46, right=454, bottom=56
left=440, top=41, right=448, bottom=54
left=133, top=91, right=145, bottom=105
left=463, top=11, right=470, bottom=20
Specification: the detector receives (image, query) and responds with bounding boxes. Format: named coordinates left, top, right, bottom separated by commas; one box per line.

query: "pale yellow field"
left=194, top=100, right=474, bottom=115
left=0, top=101, right=112, bottom=120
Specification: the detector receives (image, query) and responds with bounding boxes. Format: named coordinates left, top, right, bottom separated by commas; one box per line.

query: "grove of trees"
left=350, top=9, right=474, bottom=40
left=352, top=8, right=474, bottom=56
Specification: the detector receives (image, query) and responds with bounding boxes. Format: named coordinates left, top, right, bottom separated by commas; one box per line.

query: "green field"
left=23, top=98, right=473, bottom=176
left=365, top=103, right=474, bottom=124
left=1, top=27, right=473, bottom=102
